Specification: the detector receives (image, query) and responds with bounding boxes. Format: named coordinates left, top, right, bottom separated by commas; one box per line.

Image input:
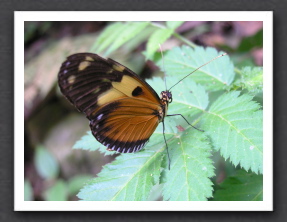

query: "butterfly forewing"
left=58, top=53, right=164, bottom=153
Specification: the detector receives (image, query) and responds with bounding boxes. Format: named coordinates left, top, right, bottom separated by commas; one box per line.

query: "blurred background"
left=24, top=21, right=263, bottom=201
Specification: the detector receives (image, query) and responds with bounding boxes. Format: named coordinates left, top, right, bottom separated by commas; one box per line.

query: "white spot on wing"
left=97, top=114, right=104, bottom=120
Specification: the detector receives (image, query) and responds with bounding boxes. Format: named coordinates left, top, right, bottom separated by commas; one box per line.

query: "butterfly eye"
left=167, top=91, right=172, bottom=103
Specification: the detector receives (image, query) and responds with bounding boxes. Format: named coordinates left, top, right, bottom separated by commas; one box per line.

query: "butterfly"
left=58, top=52, right=226, bottom=168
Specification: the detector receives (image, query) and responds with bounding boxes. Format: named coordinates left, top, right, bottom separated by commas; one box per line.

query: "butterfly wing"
left=90, top=97, right=160, bottom=153
left=58, top=53, right=163, bottom=153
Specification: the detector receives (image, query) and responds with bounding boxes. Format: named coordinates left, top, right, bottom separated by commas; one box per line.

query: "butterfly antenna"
left=168, top=52, right=227, bottom=91
left=159, top=44, right=168, bottom=91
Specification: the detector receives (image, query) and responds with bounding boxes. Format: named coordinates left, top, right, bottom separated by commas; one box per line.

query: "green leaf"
left=24, top=179, right=33, bottom=201
left=44, top=180, right=68, bottom=201
left=145, top=28, right=174, bottom=60
left=77, top=76, right=214, bottom=201
left=231, top=66, right=263, bottom=95
left=104, top=22, right=150, bottom=56
left=237, top=29, right=263, bottom=52
left=77, top=149, right=163, bottom=201
left=70, top=45, right=261, bottom=201
left=91, top=22, right=124, bottom=52
left=157, top=46, right=235, bottom=91
left=67, top=175, right=94, bottom=196
left=201, top=92, right=263, bottom=174
left=166, top=21, right=184, bottom=30
left=213, top=170, right=263, bottom=201
left=34, top=145, right=59, bottom=179
left=123, top=26, right=156, bottom=52
left=149, top=76, right=214, bottom=201
left=162, top=130, right=214, bottom=201
left=73, top=131, right=117, bottom=155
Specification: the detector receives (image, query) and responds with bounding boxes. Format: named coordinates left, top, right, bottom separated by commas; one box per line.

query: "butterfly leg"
left=162, top=120, right=171, bottom=170
left=167, top=114, right=204, bottom=132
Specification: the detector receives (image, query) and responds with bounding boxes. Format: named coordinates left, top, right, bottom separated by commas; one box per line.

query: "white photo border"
left=16, top=11, right=273, bottom=211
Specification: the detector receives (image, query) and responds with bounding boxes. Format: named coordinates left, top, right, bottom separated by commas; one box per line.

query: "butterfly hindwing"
left=58, top=53, right=163, bottom=153
left=90, top=98, right=160, bottom=153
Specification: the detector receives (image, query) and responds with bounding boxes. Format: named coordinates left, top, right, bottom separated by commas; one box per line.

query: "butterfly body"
left=58, top=53, right=172, bottom=153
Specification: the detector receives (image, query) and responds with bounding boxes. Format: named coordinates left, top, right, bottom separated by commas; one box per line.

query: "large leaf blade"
left=105, top=22, right=150, bottom=56
left=77, top=148, right=163, bottom=201
left=91, top=22, right=124, bottom=53
left=145, top=28, right=174, bottom=60
left=158, top=46, right=235, bottom=91
left=162, top=130, right=214, bottom=201
left=201, top=91, right=263, bottom=174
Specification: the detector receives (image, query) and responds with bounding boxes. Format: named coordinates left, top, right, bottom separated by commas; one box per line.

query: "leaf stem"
left=150, top=22, right=196, bottom=48
left=150, top=22, right=166, bottom=29
left=234, top=67, right=242, bottom=76
left=172, top=33, right=197, bottom=48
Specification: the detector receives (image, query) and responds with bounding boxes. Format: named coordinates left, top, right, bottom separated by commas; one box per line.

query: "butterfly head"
left=160, top=90, right=173, bottom=104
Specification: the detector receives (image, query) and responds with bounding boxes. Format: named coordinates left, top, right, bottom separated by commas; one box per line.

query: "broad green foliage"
left=123, top=26, right=157, bottom=52
left=78, top=150, right=163, bottom=201
left=91, top=22, right=150, bottom=56
left=158, top=46, right=235, bottom=91
left=145, top=28, right=174, bottom=60
left=162, top=130, right=214, bottom=201
left=91, top=21, right=186, bottom=60
left=145, top=21, right=184, bottom=60
left=201, top=92, right=263, bottom=174
left=91, top=22, right=123, bottom=53
left=213, top=170, right=263, bottom=201
left=72, top=31, right=263, bottom=201
left=105, top=22, right=150, bottom=56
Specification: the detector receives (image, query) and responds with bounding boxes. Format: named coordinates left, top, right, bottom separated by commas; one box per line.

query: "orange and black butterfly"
left=58, top=52, right=225, bottom=168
